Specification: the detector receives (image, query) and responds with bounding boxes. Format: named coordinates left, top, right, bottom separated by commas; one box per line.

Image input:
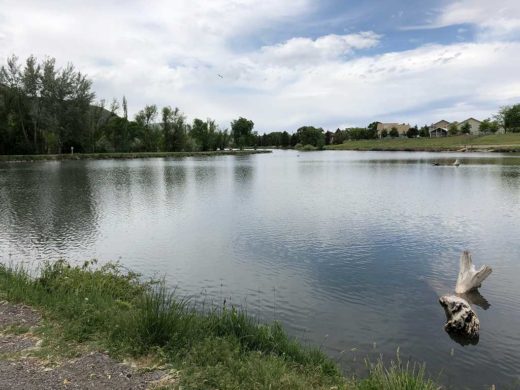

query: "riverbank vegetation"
left=326, top=133, right=520, bottom=152
left=0, top=260, right=440, bottom=389
left=0, top=149, right=270, bottom=162
left=0, top=55, right=255, bottom=155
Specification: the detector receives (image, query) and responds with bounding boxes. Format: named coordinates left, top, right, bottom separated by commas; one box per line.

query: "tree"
left=135, top=104, right=158, bottom=151
left=296, top=126, right=325, bottom=148
left=448, top=122, right=459, bottom=136
left=280, top=131, right=290, bottom=148
left=497, top=104, right=520, bottom=132
left=406, top=125, right=419, bottom=138
left=479, top=118, right=500, bottom=134
left=419, top=125, right=430, bottom=137
left=460, top=122, right=471, bottom=134
left=231, top=117, right=254, bottom=149
left=0, top=54, right=95, bottom=154
left=381, top=129, right=388, bottom=138
left=389, top=127, right=399, bottom=138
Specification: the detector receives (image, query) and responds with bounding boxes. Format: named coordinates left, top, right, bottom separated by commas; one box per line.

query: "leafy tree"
left=406, top=125, right=419, bottom=138
left=448, top=123, right=459, bottom=136
left=296, top=126, right=325, bottom=149
left=135, top=104, right=158, bottom=151
left=333, top=128, right=346, bottom=144
left=231, top=117, right=254, bottom=149
left=419, top=125, right=430, bottom=137
left=497, top=104, right=520, bottom=132
left=280, top=131, right=290, bottom=148
left=381, top=129, right=388, bottom=138
left=460, top=122, right=471, bottom=134
left=479, top=118, right=499, bottom=134
left=389, top=127, right=399, bottom=138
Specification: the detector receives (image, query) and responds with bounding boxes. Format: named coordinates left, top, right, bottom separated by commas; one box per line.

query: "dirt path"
left=0, top=302, right=176, bottom=390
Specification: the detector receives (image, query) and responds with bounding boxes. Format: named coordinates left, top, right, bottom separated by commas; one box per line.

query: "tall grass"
left=0, top=260, right=440, bottom=389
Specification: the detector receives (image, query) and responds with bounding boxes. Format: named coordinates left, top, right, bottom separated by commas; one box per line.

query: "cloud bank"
left=0, top=0, right=519, bottom=131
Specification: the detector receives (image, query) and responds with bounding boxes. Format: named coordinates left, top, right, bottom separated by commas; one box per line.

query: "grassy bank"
left=326, top=134, right=520, bottom=152
left=0, top=149, right=271, bottom=162
left=0, top=260, right=439, bottom=389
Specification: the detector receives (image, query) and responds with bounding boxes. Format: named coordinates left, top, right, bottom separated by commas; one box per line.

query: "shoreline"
left=325, top=134, right=520, bottom=153
left=0, top=149, right=271, bottom=162
left=0, top=260, right=439, bottom=389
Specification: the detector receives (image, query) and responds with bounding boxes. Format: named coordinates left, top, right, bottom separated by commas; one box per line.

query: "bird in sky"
left=218, top=74, right=223, bottom=78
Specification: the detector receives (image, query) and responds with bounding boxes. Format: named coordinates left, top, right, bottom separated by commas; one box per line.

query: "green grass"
left=0, top=149, right=271, bottom=162
left=326, top=134, right=520, bottom=152
left=0, top=260, right=440, bottom=389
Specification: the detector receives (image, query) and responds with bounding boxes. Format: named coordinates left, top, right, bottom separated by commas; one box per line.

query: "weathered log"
left=455, top=251, right=492, bottom=294
left=439, top=295, right=479, bottom=342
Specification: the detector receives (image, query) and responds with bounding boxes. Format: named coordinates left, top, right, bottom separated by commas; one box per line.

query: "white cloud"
left=407, top=0, right=520, bottom=40
left=0, top=1, right=519, bottom=131
left=257, top=32, right=381, bottom=67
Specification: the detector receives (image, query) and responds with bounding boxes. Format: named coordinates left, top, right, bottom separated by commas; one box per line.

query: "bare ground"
left=0, top=301, right=177, bottom=390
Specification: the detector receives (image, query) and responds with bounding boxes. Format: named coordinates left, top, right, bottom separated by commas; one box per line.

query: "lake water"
left=1, top=150, right=520, bottom=388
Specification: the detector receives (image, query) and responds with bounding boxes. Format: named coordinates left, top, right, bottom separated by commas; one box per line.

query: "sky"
left=1, top=0, right=520, bottom=132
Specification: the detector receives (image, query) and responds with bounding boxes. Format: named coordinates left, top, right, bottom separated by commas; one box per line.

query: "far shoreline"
left=0, top=149, right=271, bottom=162
left=324, top=133, right=520, bottom=153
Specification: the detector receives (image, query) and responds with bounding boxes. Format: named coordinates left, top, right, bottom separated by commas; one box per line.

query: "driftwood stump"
left=455, top=251, right=492, bottom=294
left=439, top=295, right=480, bottom=344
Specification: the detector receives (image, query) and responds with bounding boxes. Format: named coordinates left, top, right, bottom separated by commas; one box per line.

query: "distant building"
left=457, top=118, right=481, bottom=135
left=429, top=119, right=450, bottom=137
left=376, top=123, right=410, bottom=137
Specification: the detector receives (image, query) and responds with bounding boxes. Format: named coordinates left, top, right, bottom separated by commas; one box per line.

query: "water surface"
left=1, top=150, right=520, bottom=388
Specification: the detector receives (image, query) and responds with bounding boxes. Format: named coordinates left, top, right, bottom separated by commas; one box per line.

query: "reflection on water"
left=1, top=150, right=520, bottom=388
left=458, top=290, right=491, bottom=310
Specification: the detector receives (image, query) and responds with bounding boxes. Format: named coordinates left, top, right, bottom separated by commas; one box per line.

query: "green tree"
left=389, top=127, right=399, bottom=138
left=135, top=104, right=158, bottom=151
left=448, top=123, right=459, bottom=136
left=497, top=104, right=520, bottom=132
left=296, top=126, right=325, bottom=149
left=479, top=118, right=499, bottom=134
left=460, top=122, right=471, bottom=134
left=419, top=125, right=430, bottom=137
left=406, top=125, right=419, bottom=138
left=231, top=117, right=254, bottom=149
left=381, top=129, right=388, bottom=138
left=280, top=131, right=290, bottom=148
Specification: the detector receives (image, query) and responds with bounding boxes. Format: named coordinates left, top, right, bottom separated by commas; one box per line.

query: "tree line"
left=0, top=55, right=255, bottom=155
left=256, top=103, right=520, bottom=149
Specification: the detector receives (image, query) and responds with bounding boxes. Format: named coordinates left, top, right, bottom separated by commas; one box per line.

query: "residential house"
left=457, top=118, right=481, bottom=135
left=376, top=123, right=410, bottom=137
left=429, top=119, right=450, bottom=137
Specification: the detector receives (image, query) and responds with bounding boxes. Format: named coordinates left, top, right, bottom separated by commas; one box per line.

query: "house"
left=376, top=123, right=410, bottom=137
left=429, top=120, right=450, bottom=137
left=430, top=127, right=448, bottom=137
left=457, top=118, right=481, bottom=135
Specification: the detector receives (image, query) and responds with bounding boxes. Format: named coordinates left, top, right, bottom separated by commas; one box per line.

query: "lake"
left=1, top=150, right=519, bottom=388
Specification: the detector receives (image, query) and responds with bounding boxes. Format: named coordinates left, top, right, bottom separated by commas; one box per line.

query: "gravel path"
left=0, top=302, right=176, bottom=390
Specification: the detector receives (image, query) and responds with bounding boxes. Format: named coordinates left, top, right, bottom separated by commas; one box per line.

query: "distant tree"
left=162, top=106, right=175, bottom=151
left=296, top=126, right=325, bottom=149
left=448, top=122, right=459, bottom=136
left=406, top=125, right=419, bottom=138
left=280, top=131, right=290, bottom=148
left=381, top=129, right=388, bottom=138
left=324, top=131, right=333, bottom=145
left=497, top=104, right=520, bottom=132
left=135, top=104, right=158, bottom=151
left=419, top=125, right=430, bottom=138
left=479, top=118, right=499, bottom=134
left=231, top=117, right=254, bottom=149
left=460, top=122, right=471, bottom=134
left=389, top=127, right=399, bottom=138
left=367, top=121, right=379, bottom=133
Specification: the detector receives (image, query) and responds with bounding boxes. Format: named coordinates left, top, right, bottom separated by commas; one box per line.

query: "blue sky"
left=1, top=0, right=519, bottom=131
